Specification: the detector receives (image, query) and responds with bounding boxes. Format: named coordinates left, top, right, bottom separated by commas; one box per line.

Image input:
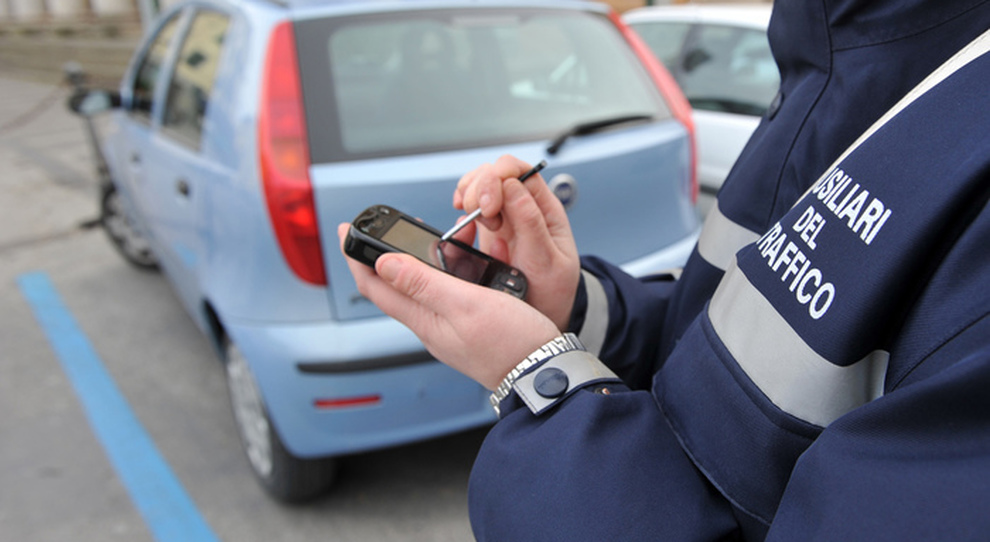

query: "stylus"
left=440, top=160, right=548, bottom=242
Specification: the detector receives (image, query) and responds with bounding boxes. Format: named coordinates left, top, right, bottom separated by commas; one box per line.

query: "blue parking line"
left=17, top=272, right=219, bottom=542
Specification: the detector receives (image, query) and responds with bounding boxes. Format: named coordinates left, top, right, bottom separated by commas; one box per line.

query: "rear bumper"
left=223, top=316, right=494, bottom=458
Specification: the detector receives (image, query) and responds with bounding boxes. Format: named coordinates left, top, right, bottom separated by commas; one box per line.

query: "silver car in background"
left=624, top=4, right=778, bottom=215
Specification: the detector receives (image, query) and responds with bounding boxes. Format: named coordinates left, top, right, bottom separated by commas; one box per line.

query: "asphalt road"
left=0, top=74, right=485, bottom=542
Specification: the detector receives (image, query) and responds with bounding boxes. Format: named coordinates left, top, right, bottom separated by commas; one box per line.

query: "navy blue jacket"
left=469, top=1, right=990, bottom=540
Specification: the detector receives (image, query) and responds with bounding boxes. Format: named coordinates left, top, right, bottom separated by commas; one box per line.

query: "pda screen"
left=380, top=218, right=489, bottom=283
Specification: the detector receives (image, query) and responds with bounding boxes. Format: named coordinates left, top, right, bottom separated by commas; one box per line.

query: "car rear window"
left=295, top=8, right=670, bottom=163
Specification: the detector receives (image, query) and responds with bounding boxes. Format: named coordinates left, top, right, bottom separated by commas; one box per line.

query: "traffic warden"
left=340, top=0, right=990, bottom=539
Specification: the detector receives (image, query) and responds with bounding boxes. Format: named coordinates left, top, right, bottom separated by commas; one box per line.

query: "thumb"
left=500, top=174, right=558, bottom=245
left=375, top=252, right=406, bottom=283
left=374, top=253, right=468, bottom=319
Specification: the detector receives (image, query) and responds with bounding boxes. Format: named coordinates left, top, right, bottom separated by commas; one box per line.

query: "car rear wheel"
left=223, top=338, right=337, bottom=503
left=100, top=184, right=159, bottom=270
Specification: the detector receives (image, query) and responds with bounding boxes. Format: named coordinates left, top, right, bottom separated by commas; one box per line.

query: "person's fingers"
left=451, top=165, right=499, bottom=231
left=455, top=163, right=500, bottom=215
left=482, top=156, right=551, bottom=232
left=491, top=154, right=535, bottom=178
left=338, top=221, right=350, bottom=248
left=491, top=156, right=572, bottom=242
left=453, top=166, right=481, bottom=210
left=374, top=252, right=477, bottom=323
left=457, top=155, right=546, bottom=229
left=338, top=222, right=402, bottom=304
left=499, top=173, right=557, bottom=246
left=339, top=221, right=472, bottom=314
left=487, top=236, right=510, bottom=263
left=338, top=222, right=363, bottom=265
left=526, top=174, right=571, bottom=237
left=338, top=223, right=560, bottom=391
left=449, top=214, right=478, bottom=246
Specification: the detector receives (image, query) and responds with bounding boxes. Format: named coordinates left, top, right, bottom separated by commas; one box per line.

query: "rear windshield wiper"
left=546, top=114, right=654, bottom=155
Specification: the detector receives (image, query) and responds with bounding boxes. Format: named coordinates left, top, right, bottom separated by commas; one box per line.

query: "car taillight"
left=610, top=12, right=698, bottom=204
left=259, top=21, right=327, bottom=285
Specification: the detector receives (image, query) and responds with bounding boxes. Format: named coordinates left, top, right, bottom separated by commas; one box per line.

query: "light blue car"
left=70, top=0, right=700, bottom=501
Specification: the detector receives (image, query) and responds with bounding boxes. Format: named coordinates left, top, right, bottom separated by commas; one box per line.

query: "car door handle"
left=176, top=179, right=191, bottom=197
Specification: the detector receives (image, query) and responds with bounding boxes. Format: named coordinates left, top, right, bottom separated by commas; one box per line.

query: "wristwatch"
left=489, top=333, right=585, bottom=416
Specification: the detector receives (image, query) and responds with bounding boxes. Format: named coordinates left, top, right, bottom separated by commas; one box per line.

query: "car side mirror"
left=68, top=89, right=121, bottom=117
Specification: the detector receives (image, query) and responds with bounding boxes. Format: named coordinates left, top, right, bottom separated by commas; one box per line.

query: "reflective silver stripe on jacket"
left=578, top=270, right=608, bottom=357
left=699, top=30, right=990, bottom=426
left=697, top=201, right=762, bottom=271
left=708, top=258, right=887, bottom=427
left=579, top=200, right=757, bottom=355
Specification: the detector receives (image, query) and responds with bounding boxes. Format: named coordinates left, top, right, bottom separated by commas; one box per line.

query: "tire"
left=99, top=184, right=159, bottom=270
left=223, top=338, right=337, bottom=503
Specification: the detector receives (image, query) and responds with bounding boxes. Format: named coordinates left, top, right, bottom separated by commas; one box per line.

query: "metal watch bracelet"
left=489, top=333, right=585, bottom=417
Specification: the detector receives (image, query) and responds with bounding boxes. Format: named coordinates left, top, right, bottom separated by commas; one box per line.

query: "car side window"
left=162, top=10, right=230, bottom=149
left=680, top=24, right=779, bottom=116
left=131, top=14, right=182, bottom=124
left=630, top=21, right=692, bottom=69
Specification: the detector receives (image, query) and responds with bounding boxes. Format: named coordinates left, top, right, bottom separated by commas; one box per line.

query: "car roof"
left=622, top=3, right=771, bottom=29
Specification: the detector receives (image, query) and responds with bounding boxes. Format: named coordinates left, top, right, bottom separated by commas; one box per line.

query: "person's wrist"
left=550, top=269, right=581, bottom=331
left=529, top=264, right=580, bottom=332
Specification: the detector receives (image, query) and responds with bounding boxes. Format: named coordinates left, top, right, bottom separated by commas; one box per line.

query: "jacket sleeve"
left=767, top=312, right=990, bottom=540
left=470, top=305, right=990, bottom=542
left=468, top=381, right=741, bottom=541
left=571, top=255, right=678, bottom=389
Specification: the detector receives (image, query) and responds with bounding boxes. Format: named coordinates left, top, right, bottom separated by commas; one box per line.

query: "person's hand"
left=453, top=155, right=580, bottom=330
left=338, top=223, right=560, bottom=390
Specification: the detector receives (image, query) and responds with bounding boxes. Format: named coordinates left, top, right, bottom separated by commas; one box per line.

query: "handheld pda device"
left=344, top=205, right=528, bottom=299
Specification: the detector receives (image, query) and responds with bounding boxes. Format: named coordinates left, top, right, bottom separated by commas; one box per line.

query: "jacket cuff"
left=512, top=350, right=621, bottom=416
left=566, top=271, right=588, bottom=333
left=575, top=270, right=608, bottom=356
